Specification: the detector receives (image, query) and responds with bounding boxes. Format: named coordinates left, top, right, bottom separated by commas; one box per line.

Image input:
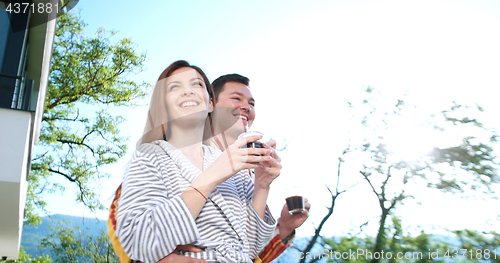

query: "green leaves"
left=331, top=87, right=500, bottom=262
left=46, top=15, right=148, bottom=110
left=429, top=138, right=499, bottom=194
left=39, top=222, right=118, bottom=263
left=0, top=248, right=52, bottom=263
left=27, top=13, right=150, bottom=224
left=351, top=87, right=499, bottom=196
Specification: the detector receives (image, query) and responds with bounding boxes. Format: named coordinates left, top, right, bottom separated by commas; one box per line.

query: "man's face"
left=213, top=81, right=256, bottom=136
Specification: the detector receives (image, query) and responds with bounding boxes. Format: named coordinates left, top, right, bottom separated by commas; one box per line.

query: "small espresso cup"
left=286, top=195, right=305, bottom=215
left=284, top=187, right=306, bottom=215
left=237, top=130, right=264, bottom=150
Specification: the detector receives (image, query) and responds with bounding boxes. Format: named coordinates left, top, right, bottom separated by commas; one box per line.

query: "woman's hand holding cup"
left=206, top=135, right=271, bottom=186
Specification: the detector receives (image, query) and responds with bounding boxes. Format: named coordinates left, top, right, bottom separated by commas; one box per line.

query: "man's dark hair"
left=211, top=74, right=250, bottom=103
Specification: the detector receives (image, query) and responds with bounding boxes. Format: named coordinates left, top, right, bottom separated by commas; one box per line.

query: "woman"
left=113, top=61, right=277, bottom=263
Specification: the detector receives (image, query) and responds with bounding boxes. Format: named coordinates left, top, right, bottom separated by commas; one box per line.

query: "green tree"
left=27, top=12, right=149, bottom=225
left=452, top=229, right=500, bottom=263
left=0, top=248, right=52, bottom=263
left=39, top=222, right=117, bottom=263
left=321, top=215, right=465, bottom=263
left=348, top=87, right=499, bottom=263
left=323, top=234, right=374, bottom=263
left=304, top=87, right=499, bottom=263
left=385, top=216, right=450, bottom=263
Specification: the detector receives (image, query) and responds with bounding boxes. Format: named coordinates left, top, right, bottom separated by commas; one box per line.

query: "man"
left=161, top=74, right=310, bottom=263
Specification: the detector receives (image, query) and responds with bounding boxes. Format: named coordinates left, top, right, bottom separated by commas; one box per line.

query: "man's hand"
left=279, top=198, right=311, bottom=240
left=157, top=245, right=207, bottom=263
left=254, top=139, right=282, bottom=189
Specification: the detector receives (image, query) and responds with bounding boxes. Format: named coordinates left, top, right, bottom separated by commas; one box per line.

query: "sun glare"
left=384, top=126, right=439, bottom=161
left=381, top=107, right=450, bottom=162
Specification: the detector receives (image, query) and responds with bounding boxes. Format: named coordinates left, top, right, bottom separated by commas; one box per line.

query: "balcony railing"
left=0, top=73, right=36, bottom=112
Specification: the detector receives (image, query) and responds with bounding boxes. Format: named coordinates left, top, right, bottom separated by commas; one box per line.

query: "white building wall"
left=0, top=108, right=32, bottom=259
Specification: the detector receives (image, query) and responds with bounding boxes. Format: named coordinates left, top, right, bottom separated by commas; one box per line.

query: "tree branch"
left=57, top=139, right=96, bottom=156
left=360, top=170, right=379, bottom=197
left=299, top=185, right=337, bottom=263
left=47, top=168, right=90, bottom=208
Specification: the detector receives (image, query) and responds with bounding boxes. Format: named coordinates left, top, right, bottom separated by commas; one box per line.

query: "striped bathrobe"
left=115, top=140, right=276, bottom=263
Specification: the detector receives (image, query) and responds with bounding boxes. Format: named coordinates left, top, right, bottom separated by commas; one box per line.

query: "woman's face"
left=163, top=67, right=212, bottom=125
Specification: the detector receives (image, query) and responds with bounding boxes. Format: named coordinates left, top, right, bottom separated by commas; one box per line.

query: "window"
left=0, top=1, right=31, bottom=110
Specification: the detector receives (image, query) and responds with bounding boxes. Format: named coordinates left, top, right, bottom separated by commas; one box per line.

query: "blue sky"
left=43, top=0, right=500, bottom=237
